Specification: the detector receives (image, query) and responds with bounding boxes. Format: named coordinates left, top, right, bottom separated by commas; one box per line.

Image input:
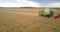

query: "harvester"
left=39, top=7, right=54, bottom=18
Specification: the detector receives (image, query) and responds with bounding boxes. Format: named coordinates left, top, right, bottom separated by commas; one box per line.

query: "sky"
left=0, top=0, right=60, bottom=7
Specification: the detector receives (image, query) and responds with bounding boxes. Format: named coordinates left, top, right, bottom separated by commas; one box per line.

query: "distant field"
left=0, top=8, right=60, bottom=32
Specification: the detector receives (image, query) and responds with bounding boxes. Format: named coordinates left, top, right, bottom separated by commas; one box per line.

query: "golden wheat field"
left=0, top=8, right=60, bottom=32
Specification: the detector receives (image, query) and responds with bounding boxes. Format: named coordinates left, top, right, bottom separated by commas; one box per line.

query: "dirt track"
left=0, top=8, right=60, bottom=32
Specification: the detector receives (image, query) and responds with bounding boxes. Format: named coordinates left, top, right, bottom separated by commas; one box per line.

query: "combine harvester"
left=39, top=7, right=60, bottom=19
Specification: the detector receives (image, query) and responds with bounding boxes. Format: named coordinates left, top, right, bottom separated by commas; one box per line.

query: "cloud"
left=0, top=0, right=41, bottom=7
left=15, top=0, right=41, bottom=7
left=47, top=2, right=60, bottom=7
left=0, top=2, right=20, bottom=7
